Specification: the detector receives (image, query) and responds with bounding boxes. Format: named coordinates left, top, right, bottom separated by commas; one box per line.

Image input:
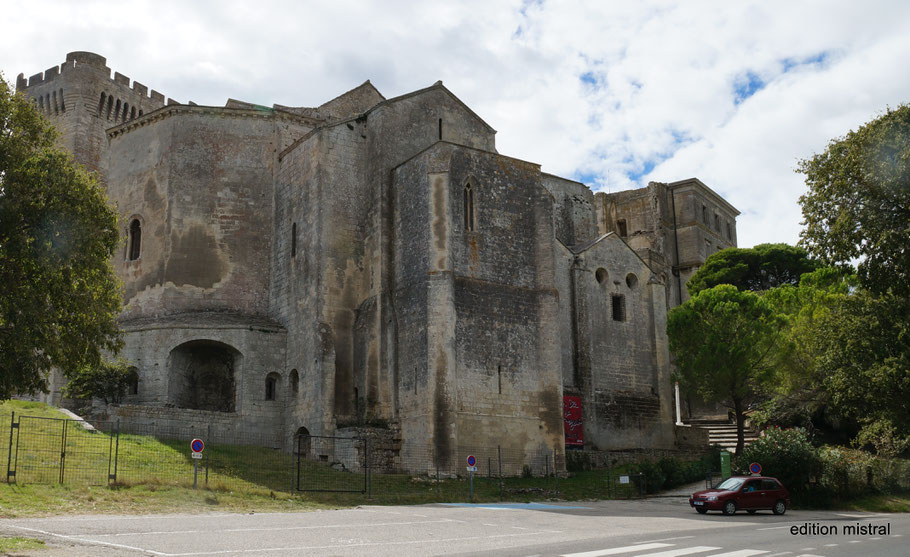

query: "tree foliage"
left=798, top=104, right=910, bottom=297
left=667, top=285, right=785, bottom=454
left=687, top=243, right=819, bottom=296
left=63, top=359, right=135, bottom=405
left=0, top=75, right=123, bottom=399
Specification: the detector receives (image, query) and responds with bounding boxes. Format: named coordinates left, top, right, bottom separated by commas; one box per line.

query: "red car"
left=689, top=476, right=790, bottom=515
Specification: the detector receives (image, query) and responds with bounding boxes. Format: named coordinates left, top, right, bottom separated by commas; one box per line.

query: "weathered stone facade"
left=18, top=52, right=738, bottom=463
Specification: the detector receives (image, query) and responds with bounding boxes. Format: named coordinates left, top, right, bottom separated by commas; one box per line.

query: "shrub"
left=736, top=427, right=820, bottom=494
left=818, top=447, right=873, bottom=498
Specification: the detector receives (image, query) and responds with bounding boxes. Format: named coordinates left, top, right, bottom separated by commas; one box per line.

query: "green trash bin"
left=720, top=451, right=732, bottom=480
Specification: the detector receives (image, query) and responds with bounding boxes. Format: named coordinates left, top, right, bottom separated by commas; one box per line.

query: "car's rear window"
left=716, top=478, right=745, bottom=490
left=762, top=479, right=780, bottom=490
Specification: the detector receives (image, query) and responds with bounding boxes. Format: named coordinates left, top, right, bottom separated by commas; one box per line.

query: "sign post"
left=466, top=455, right=477, bottom=500
left=191, top=438, right=205, bottom=489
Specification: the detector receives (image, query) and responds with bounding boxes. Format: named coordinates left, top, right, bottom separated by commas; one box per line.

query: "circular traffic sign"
left=749, top=462, right=762, bottom=475
left=191, top=438, right=205, bottom=453
left=466, top=455, right=476, bottom=467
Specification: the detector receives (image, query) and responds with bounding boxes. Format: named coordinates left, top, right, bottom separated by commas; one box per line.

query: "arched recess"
left=265, top=372, right=280, bottom=401
left=167, top=340, right=241, bottom=412
left=126, top=366, right=139, bottom=397
left=289, top=369, right=299, bottom=396
left=295, top=426, right=311, bottom=456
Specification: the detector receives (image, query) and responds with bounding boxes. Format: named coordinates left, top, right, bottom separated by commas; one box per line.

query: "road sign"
left=749, top=462, right=762, bottom=475
left=466, top=455, right=476, bottom=467
left=192, top=452, right=203, bottom=459
left=466, top=466, right=477, bottom=472
left=191, top=438, right=204, bottom=453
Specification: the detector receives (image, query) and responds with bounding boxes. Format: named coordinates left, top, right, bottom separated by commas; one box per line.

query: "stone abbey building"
left=18, top=52, right=738, bottom=465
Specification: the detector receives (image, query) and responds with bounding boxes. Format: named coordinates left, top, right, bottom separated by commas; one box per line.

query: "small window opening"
left=438, top=118, right=442, bottom=140
left=463, top=182, right=474, bottom=231
left=53, top=91, right=59, bottom=114
left=626, top=273, right=638, bottom=289
left=114, top=99, right=121, bottom=121
left=611, top=294, right=625, bottom=322
left=98, top=93, right=106, bottom=116
left=138, top=109, right=143, bottom=117
left=122, top=103, right=129, bottom=122
left=46, top=94, right=51, bottom=113
left=702, top=204, right=708, bottom=223
left=59, top=89, right=65, bottom=112
left=106, top=96, right=113, bottom=119
left=128, top=219, right=142, bottom=261
left=616, top=219, right=627, bottom=238
left=130, top=106, right=136, bottom=120
left=726, top=222, right=732, bottom=240
left=265, top=372, right=280, bottom=401
left=714, top=213, right=720, bottom=231
left=497, top=365, right=502, bottom=394
left=38, top=96, right=44, bottom=112
left=291, top=222, right=297, bottom=257
left=290, top=369, right=299, bottom=395
left=127, top=367, right=139, bottom=396
left=595, top=268, right=608, bottom=284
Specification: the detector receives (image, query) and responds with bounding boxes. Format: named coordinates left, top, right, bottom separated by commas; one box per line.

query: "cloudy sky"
left=3, top=0, right=908, bottom=248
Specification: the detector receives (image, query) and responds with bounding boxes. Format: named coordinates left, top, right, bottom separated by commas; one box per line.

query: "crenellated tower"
left=16, top=51, right=173, bottom=175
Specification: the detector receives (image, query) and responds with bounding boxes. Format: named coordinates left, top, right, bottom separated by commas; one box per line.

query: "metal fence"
left=3, top=411, right=661, bottom=501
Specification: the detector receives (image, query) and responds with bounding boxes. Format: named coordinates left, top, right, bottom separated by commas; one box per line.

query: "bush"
left=736, top=427, right=820, bottom=494
left=818, top=447, right=873, bottom=498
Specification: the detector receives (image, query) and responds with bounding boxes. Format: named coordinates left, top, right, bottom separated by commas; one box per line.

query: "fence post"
left=554, top=449, right=559, bottom=495
left=59, top=419, right=67, bottom=485
left=6, top=412, right=15, bottom=483
left=108, top=419, right=120, bottom=484
left=498, top=445, right=503, bottom=501
left=365, top=437, right=371, bottom=499
left=435, top=446, right=440, bottom=498
left=206, top=424, right=211, bottom=486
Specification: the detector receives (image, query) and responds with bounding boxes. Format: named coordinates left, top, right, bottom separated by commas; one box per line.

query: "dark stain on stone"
left=144, top=175, right=164, bottom=212
left=166, top=224, right=228, bottom=288
left=538, top=387, right=562, bottom=439
left=432, top=176, right=447, bottom=254
left=433, top=344, right=451, bottom=466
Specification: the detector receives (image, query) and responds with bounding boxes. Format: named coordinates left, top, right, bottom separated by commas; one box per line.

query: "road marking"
left=4, top=525, right=169, bottom=556
left=87, top=518, right=456, bottom=537
left=848, top=540, right=862, bottom=543
left=483, top=523, right=497, bottom=526
left=756, top=526, right=789, bottom=531
left=634, top=547, right=721, bottom=557
left=560, top=543, right=672, bottom=556
left=794, top=554, right=825, bottom=557
left=869, top=537, right=880, bottom=540
left=824, top=543, right=838, bottom=547
left=763, top=553, right=793, bottom=557
left=639, top=536, right=696, bottom=543
left=706, top=550, right=769, bottom=557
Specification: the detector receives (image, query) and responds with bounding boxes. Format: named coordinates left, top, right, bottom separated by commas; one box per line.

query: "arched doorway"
left=167, top=340, right=240, bottom=412
left=295, top=426, right=311, bottom=457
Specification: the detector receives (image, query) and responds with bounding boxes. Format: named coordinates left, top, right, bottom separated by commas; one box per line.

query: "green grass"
left=0, top=536, right=45, bottom=552
left=843, top=493, right=910, bottom=513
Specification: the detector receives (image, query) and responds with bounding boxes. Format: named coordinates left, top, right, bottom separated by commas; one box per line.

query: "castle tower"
left=16, top=51, right=170, bottom=175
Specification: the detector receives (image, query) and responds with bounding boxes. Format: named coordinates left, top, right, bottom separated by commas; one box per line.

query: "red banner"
left=563, top=395, right=583, bottom=446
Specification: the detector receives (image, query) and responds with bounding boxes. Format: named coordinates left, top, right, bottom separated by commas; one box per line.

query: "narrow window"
left=291, top=222, right=297, bottom=257
left=616, top=219, right=628, bottom=238
left=106, top=96, right=113, bottom=119
left=38, top=95, right=44, bottom=112
left=128, top=219, right=142, bottom=261
left=46, top=94, right=51, bottom=114
left=127, top=367, right=139, bottom=396
left=53, top=91, right=59, bottom=114
left=130, top=106, right=136, bottom=120
left=438, top=118, right=442, bottom=140
left=265, top=372, right=280, bottom=401
left=98, top=92, right=106, bottom=116
left=114, top=99, right=121, bottom=121
left=59, top=89, right=65, bottom=112
left=702, top=204, right=708, bottom=223
left=138, top=109, right=143, bottom=117
left=714, top=213, right=720, bottom=231
left=290, top=369, right=299, bottom=395
left=611, top=294, right=625, bottom=322
left=122, top=102, right=129, bottom=122
left=497, top=365, right=502, bottom=394
left=726, top=222, right=732, bottom=240
left=463, top=182, right=474, bottom=231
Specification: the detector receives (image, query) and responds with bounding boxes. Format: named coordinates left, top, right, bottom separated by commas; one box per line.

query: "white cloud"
left=2, top=0, right=908, bottom=248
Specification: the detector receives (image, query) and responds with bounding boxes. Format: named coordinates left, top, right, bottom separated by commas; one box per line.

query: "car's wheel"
left=696, top=507, right=708, bottom=514
left=722, top=500, right=737, bottom=515
left=747, top=509, right=757, bottom=514
left=772, top=500, right=787, bottom=515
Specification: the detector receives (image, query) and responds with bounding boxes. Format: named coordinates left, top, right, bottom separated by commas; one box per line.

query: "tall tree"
left=687, top=243, right=819, bottom=296
left=798, top=104, right=910, bottom=297
left=667, top=285, right=786, bottom=454
left=0, top=76, right=123, bottom=399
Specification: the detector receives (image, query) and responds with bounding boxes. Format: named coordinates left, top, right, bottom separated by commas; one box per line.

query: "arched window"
left=265, top=372, right=280, bottom=401
left=59, top=89, right=65, bottom=112
left=128, top=219, right=142, bottom=261
left=98, top=92, right=106, bottom=116
left=106, top=96, right=113, bottom=119
left=463, top=182, right=474, bottom=231
left=290, top=369, right=299, bottom=395
left=127, top=367, right=139, bottom=396
left=626, top=273, right=638, bottom=289
left=595, top=268, right=608, bottom=284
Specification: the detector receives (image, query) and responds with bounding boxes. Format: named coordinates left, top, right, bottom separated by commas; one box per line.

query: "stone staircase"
left=686, top=417, right=759, bottom=451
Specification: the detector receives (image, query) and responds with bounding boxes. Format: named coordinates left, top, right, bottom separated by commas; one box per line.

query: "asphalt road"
left=0, top=496, right=905, bottom=556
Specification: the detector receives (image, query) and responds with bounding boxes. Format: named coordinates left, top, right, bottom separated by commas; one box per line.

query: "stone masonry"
left=17, top=52, right=738, bottom=467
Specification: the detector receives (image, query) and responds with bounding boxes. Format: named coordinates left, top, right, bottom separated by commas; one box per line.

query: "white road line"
left=4, top=525, right=169, bottom=556
left=89, top=518, right=455, bottom=537
left=483, top=523, right=497, bottom=526
left=823, top=543, right=838, bottom=547
left=159, top=529, right=566, bottom=556
left=756, top=526, right=790, bottom=531
left=560, top=543, right=672, bottom=557
left=794, top=554, right=825, bottom=557
left=848, top=540, right=862, bottom=543
left=869, top=537, right=880, bottom=540
left=706, top=550, right=769, bottom=557
left=635, top=547, right=721, bottom=557
left=763, top=552, right=793, bottom=557
left=639, top=536, right=696, bottom=544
